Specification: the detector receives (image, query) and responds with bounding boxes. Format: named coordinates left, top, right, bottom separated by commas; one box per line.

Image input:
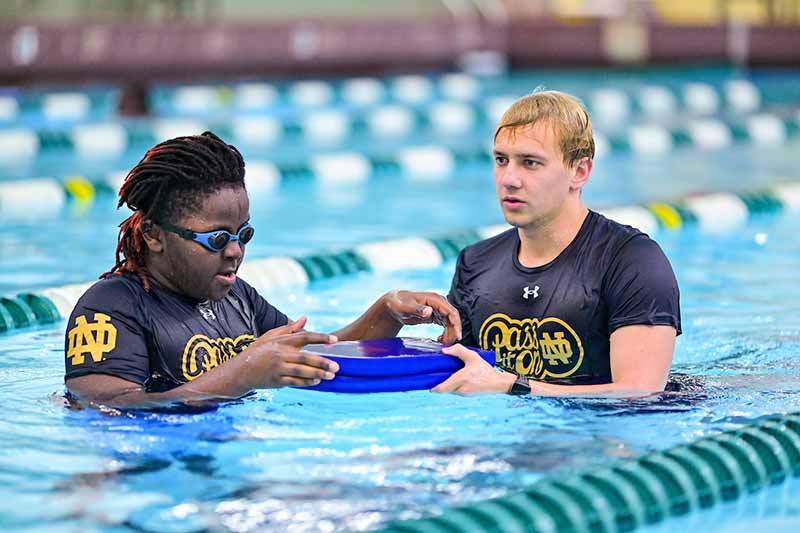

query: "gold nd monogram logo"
left=66, top=313, right=118, bottom=365
left=479, top=313, right=584, bottom=380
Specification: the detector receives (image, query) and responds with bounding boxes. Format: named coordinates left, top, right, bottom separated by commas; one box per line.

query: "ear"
left=140, top=219, right=164, bottom=253
left=569, top=157, right=592, bottom=192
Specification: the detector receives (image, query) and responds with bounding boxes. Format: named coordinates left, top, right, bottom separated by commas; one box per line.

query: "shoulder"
left=67, top=275, right=148, bottom=333
left=458, top=227, right=516, bottom=267
left=598, top=212, right=668, bottom=265
left=588, top=211, right=647, bottom=248
left=73, top=274, right=144, bottom=310
left=584, top=211, right=670, bottom=264
left=600, top=220, right=677, bottom=287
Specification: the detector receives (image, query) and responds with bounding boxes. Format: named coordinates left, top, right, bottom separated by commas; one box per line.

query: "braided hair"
left=102, top=131, right=246, bottom=290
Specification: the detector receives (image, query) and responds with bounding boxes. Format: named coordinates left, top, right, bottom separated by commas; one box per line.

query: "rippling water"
left=1, top=208, right=799, bottom=531
left=3, top=69, right=800, bottom=529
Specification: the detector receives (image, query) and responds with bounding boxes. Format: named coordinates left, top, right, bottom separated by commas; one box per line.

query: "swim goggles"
left=158, top=221, right=255, bottom=252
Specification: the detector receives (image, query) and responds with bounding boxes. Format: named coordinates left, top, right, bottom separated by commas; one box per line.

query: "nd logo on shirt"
left=479, top=313, right=584, bottom=379
left=67, top=313, right=118, bottom=365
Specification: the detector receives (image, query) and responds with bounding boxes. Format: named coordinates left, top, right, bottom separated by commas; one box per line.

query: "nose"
left=498, top=161, right=523, bottom=190
left=221, top=238, right=244, bottom=260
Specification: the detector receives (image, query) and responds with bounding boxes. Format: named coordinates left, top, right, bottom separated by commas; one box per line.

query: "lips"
left=502, top=196, right=526, bottom=209
left=215, top=267, right=237, bottom=284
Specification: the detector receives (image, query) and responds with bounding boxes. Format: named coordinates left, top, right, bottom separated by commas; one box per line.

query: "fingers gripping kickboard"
left=298, top=337, right=495, bottom=393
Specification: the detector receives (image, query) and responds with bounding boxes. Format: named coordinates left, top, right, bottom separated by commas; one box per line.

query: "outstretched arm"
left=333, top=290, right=462, bottom=345
left=66, top=328, right=340, bottom=409
left=432, top=324, right=676, bottom=397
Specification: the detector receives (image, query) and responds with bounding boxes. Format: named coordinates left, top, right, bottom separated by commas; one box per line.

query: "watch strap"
left=508, top=374, right=531, bottom=395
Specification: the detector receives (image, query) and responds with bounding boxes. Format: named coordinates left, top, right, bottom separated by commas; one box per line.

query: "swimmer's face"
left=493, top=121, right=590, bottom=230
left=150, top=185, right=250, bottom=301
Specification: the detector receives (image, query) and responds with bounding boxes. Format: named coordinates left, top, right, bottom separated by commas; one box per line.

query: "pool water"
left=1, top=206, right=799, bottom=531
left=1, top=67, right=800, bottom=531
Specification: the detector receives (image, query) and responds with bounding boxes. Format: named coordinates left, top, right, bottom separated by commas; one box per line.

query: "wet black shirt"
left=64, top=274, right=288, bottom=392
left=448, top=211, right=681, bottom=385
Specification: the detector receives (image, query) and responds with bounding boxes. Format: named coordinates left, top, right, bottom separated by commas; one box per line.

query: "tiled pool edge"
left=1, top=181, right=799, bottom=333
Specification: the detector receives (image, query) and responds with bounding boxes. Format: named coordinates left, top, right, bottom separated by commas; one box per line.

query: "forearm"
left=78, top=386, right=226, bottom=410
left=478, top=371, right=663, bottom=398
left=68, top=352, right=262, bottom=409
left=332, top=294, right=401, bottom=341
left=528, top=379, right=663, bottom=398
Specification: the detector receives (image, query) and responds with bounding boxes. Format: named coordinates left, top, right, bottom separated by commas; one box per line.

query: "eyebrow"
left=493, top=149, right=549, bottom=161
left=198, top=218, right=251, bottom=234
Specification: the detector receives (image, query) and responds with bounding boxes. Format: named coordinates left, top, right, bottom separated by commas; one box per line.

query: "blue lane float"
left=301, top=337, right=495, bottom=393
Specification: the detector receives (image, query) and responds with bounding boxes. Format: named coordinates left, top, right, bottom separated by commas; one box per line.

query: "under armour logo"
left=197, top=302, right=217, bottom=321
left=523, top=285, right=540, bottom=300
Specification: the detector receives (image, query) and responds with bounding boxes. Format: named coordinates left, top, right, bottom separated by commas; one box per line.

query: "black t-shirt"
left=64, top=274, right=288, bottom=392
left=448, top=211, right=681, bottom=385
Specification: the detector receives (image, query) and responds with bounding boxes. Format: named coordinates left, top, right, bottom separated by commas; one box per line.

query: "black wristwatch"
left=508, top=374, right=531, bottom=395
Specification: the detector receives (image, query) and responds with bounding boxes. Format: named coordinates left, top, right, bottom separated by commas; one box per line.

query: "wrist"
left=507, top=374, right=531, bottom=395
left=379, top=291, right=402, bottom=326
left=497, top=371, right=518, bottom=394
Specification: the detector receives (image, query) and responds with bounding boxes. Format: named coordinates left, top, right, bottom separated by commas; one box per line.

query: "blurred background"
left=0, top=0, right=799, bottom=289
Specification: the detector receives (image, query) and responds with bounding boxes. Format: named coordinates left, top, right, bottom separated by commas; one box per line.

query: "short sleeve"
left=64, top=279, right=150, bottom=385
left=238, top=279, right=289, bottom=334
left=447, top=249, right=477, bottom=347
left=603, top=235, right=682, bottom=335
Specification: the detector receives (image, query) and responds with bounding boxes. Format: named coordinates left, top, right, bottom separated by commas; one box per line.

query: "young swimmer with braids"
left=65, top=132, right=461, bottom=409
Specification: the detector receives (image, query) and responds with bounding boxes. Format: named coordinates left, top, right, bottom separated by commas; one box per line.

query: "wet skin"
left=493, top=121, right=586, bottom=233
left=143, top=186, right=250, bottom=302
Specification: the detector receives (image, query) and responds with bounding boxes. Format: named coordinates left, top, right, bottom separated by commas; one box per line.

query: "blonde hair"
left=494, top=90, right=595, bottom=167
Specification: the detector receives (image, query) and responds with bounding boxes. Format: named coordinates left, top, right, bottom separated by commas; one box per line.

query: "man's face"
left=157, top=186, right=251, bottom=301
left=492, top=122, right=578, bottom=230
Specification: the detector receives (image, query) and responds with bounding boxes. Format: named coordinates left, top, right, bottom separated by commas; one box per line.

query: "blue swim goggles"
left=158, top=221, right=255, bottom=252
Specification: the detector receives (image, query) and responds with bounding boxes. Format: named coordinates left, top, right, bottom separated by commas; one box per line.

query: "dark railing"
left=0, top=1, right=798, bottom=84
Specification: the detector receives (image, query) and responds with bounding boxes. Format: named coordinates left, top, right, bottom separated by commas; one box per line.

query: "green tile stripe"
left=1, top=183, right=798, bottom=334
left=377, top=413, right=800, bottom=533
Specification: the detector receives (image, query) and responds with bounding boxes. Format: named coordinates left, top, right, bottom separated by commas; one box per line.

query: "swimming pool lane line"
left=0, top=75, right=764, bottom=125
left=1, top=101, right=797, bottom=167
left=1, top=181, right=798, bottom=334
left=158, top=76, right=763, bottom=114
left=374, top=413, right=800, bottom=533
left=0, top=111, right=798, bottom=221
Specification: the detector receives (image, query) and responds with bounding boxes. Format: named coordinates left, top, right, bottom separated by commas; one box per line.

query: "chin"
left=502, top=212, right=530, bottom=228
left=208, top=285, right=233, bottom=302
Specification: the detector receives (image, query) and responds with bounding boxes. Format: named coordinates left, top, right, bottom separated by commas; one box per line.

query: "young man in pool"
left=432, top=90, right=681, bottom=397
left=65, top=132, right=461, bottom=409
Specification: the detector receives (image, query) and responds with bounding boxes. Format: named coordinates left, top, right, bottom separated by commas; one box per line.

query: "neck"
left=145, top=254, right=187, bottom=298
left=516, top=198, right=589, bottom=268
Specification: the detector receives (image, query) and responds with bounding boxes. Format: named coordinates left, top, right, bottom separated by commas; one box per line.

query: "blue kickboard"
left=306, top=372, right=453, bottom=393
left=303, top=337, right=496, bottom=377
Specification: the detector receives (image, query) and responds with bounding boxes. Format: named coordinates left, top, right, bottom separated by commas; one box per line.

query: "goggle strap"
left=158, top=221, right=196, bottom=240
